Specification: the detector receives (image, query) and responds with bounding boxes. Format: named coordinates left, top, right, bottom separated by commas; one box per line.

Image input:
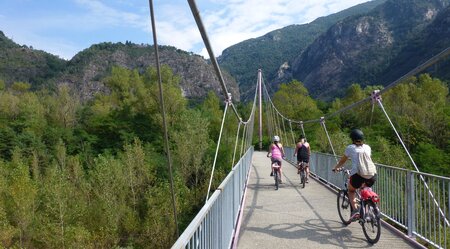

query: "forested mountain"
left=380, top=4, right=450, bottom=84
left=58, top=43, right=239, bottom=101
left=217, top=0, right=387, bottom=100
left=291, top=0, right=450, bottom=99
left=2, top=0, right=448, bottom=103
left=0, top=37, right=239, bottom=101
left=0, top=31, right=66, bottom=88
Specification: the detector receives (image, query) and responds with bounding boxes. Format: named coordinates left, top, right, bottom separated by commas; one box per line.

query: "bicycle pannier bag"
left=357, top=151, right=377, bottom=179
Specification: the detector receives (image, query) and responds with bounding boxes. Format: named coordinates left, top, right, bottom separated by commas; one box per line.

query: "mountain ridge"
left=218, top=0, right=388, bottom=101
left=0, top=35, right=239, bottom=101
left=289, top=0, right=450, bottom=100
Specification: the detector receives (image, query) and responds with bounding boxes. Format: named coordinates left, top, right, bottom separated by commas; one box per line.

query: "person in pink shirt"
left=266, top=135, right=285, bottom=182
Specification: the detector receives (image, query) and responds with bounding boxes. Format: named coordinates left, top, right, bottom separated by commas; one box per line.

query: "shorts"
left=297, top=157, right=309, bottom=164
left=350, top=174, right=377, bottom=188
left=271, top=158, right=282, bottom=166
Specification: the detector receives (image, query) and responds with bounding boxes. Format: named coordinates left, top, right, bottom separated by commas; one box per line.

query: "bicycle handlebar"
left=332, top=168, right=351, bottom=175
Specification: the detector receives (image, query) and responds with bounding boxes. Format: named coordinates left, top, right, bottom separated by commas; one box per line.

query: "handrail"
left=171, top=147, right=254, bottom=249
left=284, top=148, right=450, bottom=249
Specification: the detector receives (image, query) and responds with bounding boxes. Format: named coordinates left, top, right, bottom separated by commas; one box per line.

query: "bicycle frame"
left=337, top=169, right=381, bottom=243
left=272, top=163, right=281, bottom=190
left=298, top=162, right=307, bottom=187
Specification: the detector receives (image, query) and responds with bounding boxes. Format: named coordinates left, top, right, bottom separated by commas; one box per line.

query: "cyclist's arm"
left=294, top=143, right=299, bottom=156
left=333, top=155, right=348, bottom=171
left=266, top=144, right=272, bottom=157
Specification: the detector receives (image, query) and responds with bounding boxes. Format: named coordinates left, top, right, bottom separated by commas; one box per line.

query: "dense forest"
left=0, top=63, right=448, bottom=248
left=270, top=74, right=449, bottom=175
left=0, top=65, right=247, bottom=248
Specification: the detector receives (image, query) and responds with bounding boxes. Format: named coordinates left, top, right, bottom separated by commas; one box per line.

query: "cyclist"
left=333, top=129, right=377, bottom=221
left=294, top=134, right=311, bottom=183
left=267, top=135, right=285, bottom=183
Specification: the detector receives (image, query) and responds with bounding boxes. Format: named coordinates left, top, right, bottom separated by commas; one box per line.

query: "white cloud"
left=0, top=0, right=372, bottom=59
left=178, top=0, right=371, bottom=58
left=74, top=0, right=147, bottom=29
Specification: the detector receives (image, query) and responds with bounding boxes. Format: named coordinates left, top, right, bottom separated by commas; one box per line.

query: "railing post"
left=406, top=170, right=416, bottom=238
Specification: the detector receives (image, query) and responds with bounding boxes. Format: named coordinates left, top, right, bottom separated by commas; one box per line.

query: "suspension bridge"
left=146, top=0, right=450, bottom=248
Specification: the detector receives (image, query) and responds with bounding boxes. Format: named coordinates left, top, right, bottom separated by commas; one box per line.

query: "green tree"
left=5, top=148, right=37, bottom=248
left=33, top=140, right=91, bottom=249
left=199, top=91, right=223, bottom=140
left=414, top=143, right=449, bottom=176
left=86, top=155, right=126, bottom=248
left=0, top=160, right=16, bottom=248
left=273, top=80, right=322, bottom=121
left=172, top=109, right=211, bottom=190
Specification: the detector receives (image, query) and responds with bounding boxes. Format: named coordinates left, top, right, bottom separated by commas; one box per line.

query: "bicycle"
left=334, top=168, right=381, bottom=244
left=297, top=161, right=307, bottom=188
left=272, top=162, right=281, bottom=190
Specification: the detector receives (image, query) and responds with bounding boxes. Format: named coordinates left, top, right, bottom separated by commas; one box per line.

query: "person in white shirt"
left=333, top=129, right=377, bottom=221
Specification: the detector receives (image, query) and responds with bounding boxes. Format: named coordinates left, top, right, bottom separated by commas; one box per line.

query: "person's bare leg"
left=348, top=182, right=360, bottom=219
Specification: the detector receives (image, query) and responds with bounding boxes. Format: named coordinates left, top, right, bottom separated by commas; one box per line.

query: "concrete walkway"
left=236, top=151, right=420, bottom=249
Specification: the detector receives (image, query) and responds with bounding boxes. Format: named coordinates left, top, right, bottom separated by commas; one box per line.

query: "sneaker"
left=279, top=178, right=283, bottom=184
left=306, top=179, right=309, bottom=183
left=350, top=210, right=360, bottom=221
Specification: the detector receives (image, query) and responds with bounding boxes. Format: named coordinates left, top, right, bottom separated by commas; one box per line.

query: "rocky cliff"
left=0, top=36, right=239, bottom=101
left=290, top=0, right=450, bottom=99
left=58, top=43, right=239, bottom=101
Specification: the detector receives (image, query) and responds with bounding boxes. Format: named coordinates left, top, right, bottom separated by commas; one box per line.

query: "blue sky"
left=0, top=0, right=371, bottom=60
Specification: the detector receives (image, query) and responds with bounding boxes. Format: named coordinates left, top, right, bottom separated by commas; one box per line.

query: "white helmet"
left=273, top=135, right=280, bottom=142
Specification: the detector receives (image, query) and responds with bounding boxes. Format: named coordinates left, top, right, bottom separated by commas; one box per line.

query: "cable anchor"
left=371, top=90, right=382, bottom=104
left=225, top=93, right=232, bottom=105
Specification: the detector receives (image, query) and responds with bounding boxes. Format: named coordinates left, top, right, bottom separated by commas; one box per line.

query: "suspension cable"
left=206, top=96, right=231, bottom=202
left=231, top=120, right=242, bottom=168
left=373, top=92, right=450, bottom=226
left=187, top=0, right=243, bottom=121
left=265, top=96, right=273, bottom=143
left=289, top=121, right=296, bottom=146
left=281, top=118, right=288, bottom=146
left=320, top=117, right=338, bottom=163
left=269, top=103, right=276, bottom=137
left=296, top=47, right=450, bottom=124
left=188, top=0, right=260, bottom=203
left=240, top=124, right=247, bottom=158
left=260, top=47, right=450, bottom=126
left=148, top=0, right=179, bottom=237
left=300, top=121, right=306, bottom=141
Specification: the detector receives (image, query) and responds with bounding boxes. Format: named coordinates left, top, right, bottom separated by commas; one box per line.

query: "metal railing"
left=284, top=148, right=450, bottom=249
left=171, top=147, right=254, bottom=249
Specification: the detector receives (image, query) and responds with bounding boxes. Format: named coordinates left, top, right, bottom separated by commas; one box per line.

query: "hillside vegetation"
left=0, top=35, right=239, bottom=102
left=0, top=59, right=447, bottom=248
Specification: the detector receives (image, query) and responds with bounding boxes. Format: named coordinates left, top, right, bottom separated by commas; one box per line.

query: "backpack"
left=357, top=150, right=377, bottom=179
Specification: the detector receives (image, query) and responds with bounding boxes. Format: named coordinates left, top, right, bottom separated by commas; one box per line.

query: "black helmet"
left=350, top=129, right=364, bottom=141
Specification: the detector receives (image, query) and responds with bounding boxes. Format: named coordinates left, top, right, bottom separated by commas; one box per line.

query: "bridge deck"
left=236, top=151, right=420, bottom=249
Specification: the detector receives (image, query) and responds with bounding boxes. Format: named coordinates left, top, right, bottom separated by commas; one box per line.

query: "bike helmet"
left=273, top=135, right=280, bottom=142
left=349, top=129, right=364, bottom=141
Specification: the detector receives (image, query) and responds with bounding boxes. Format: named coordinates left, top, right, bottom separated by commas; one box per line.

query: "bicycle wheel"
left=300, top=170, right=306, bottom=188
left=337, top=190, right=352, bottom=225
left=274, top=171, right=279, bottom=190
left=362, top=201, right=381, bottom=244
